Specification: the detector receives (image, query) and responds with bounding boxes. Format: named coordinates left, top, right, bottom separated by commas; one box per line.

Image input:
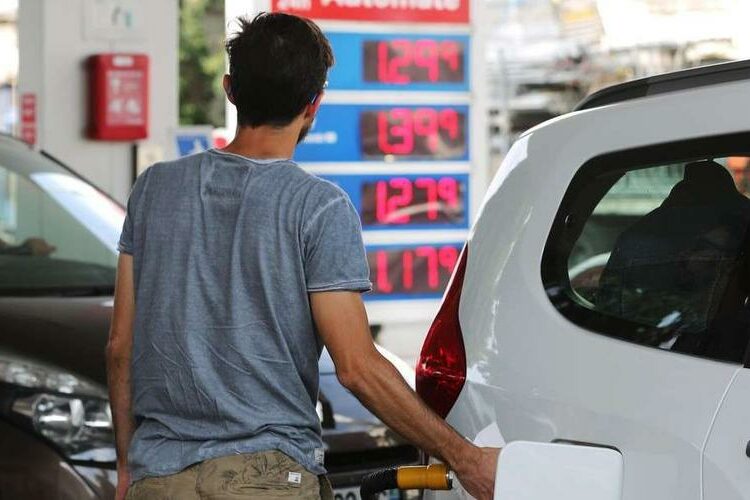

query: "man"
left=107, top=12, right=499, bottom=500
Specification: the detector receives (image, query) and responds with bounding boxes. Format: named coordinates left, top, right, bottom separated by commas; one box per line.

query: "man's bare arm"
left=310, top=291, right=498, bottom=500
left=106, top=253, right=136, bottom=498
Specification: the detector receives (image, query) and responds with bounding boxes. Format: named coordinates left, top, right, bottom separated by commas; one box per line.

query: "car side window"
left=543, top=138, right=750, bottom=364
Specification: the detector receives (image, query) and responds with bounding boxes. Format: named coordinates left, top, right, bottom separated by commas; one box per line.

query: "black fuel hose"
left=360, top=467, right=399, bottom=500
left=360, top=464, right=452, bottom=499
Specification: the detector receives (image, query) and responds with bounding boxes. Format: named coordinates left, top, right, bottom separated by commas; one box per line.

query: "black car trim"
left=575, top=59, right=750, bottom=111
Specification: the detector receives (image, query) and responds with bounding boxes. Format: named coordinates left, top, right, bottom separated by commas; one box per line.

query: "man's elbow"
left=336, top=364, right=366, bottom=393
left=105, top=332, right=130, bottom=365
left=336, top=349, right=383, bottom=394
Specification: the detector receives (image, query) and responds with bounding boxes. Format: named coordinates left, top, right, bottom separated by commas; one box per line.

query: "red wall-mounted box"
left=87, top=54, right=149, bottom=141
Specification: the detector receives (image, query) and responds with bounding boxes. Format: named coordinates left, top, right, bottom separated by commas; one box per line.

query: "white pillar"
left=17, top=0, right=179, bottom=203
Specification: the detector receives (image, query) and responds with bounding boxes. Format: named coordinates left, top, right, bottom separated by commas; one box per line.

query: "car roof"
left=0, top=133, right=126, bottom=209
left=0, top=133, right=32, bottom=151
left=575, top=59, right=750, bottom=111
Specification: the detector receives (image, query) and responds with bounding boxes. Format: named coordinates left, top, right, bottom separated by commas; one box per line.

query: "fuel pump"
left=360, top=441, right=624, bottom=500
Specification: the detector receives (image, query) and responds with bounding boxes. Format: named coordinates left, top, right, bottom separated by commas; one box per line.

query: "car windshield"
left=0, top=140, right=123, bottom=296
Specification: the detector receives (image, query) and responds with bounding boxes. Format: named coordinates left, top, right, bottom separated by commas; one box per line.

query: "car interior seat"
left=596, top=160, right=750, bottom=360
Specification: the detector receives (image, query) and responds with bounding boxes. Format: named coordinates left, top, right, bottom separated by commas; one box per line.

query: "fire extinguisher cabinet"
left=87, top=54, right=149, bottom=141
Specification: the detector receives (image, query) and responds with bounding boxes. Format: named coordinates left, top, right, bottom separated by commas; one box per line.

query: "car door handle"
left=746, top=440, right=750, bottom=458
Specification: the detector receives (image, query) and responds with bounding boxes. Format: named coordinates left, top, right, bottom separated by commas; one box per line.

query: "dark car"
left=0, top=134, right=420, bottom=500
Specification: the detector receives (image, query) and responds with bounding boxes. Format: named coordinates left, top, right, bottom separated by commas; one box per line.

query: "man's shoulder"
left=300, top=172, right=347, bottom=201
left=130, top=155, right=200, bottom=191
left=268, top=162, right=348, bottom=203
left=145, top=152, right=204, bottom=176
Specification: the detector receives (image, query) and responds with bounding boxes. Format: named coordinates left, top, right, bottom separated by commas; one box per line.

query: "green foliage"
left=179, top=0, right=225, bottom=127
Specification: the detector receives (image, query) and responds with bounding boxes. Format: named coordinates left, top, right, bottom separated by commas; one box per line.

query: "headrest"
left=662, top=160, right=742, bottom=208
left=684, top=160, right=736, bottom=191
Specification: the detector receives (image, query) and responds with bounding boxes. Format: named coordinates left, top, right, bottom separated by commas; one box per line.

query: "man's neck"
left=221, top=123, right=300, bottom=160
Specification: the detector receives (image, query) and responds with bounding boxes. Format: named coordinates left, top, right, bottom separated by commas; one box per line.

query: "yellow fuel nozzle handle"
left=397, top=464, right=453, bottom=490
left=360, top=463, right=453, bottom=499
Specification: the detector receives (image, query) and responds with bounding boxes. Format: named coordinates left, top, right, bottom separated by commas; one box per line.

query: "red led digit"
left=392, top=109, right=415, bottom=154
left=415, top=177, right=439, bottom=220
left=387, top=177, right=413, bottom=224
left=375, top=180, right=390, bottom=224
left=378, top=109, right=414, bottom=155
left=402, top=250, right=414, bottom=290
left=413, top=108, right=440, bottom=153
left=416, top=246, right=440, bottom=289
left=377, top=112, right=390, bottom=153
left=414, top=40, right=439, bottom=82
left=377, top=41, right=390, bottom=83
left=440, top=41, right=460, bottom=72
left=437, top=177, right=459, bottom=209
left=438, top=108, right=460, bottom=141
left=387, top=40, right=412, bottom=84
left=376, top=250, right=393, bottom=294
left=439, top=246, right=459, bottom=275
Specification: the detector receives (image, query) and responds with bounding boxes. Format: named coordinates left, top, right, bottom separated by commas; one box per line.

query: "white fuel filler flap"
left=494, top=441, right=623, bottom=500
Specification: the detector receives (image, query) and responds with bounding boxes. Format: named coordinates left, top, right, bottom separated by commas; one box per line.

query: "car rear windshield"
left=0, top=143, right=122, bottom=296
left=542, top=133, right=750, bottom=365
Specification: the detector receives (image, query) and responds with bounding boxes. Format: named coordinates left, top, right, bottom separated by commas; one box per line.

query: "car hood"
left=0, top=296, right=113, bottom=386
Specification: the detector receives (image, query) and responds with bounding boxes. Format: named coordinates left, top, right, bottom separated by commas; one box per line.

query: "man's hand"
left=453, top=447, right=501, bottom=500
left=22, top=237, right=56, bottom=256
left=0, top=237, right=56, bottom=256
left=310, top=291, right=501, bottom=500
left=115, top=462, right=130, bottom=500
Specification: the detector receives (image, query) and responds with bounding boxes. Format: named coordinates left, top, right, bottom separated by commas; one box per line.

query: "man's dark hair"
left=225, top=13, right=334, bottom=128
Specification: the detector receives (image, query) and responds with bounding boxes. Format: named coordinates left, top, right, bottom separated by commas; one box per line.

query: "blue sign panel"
left=365, top=242, right=464, bottom=301
left=297, top=104, right=470, bottom=163
left=175, top=132, right=211, bottom=157
left=322, top=173, right=470, bottom=230
left=326, top=32, right=470, bottom=92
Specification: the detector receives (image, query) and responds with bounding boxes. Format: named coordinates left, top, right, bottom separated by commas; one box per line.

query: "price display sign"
left=296, top=104, right=469, bottom=162
left=367, top=243, right=463, bottom=299
left=322, top=174, right=469, bottom=230
left=272, top=0, right=470, bottom=24
left=361, top=107, right=466, bottom=160
left=326, top=32, right=469, bottom=91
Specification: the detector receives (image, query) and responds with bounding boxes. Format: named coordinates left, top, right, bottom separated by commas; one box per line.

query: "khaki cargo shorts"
left=126, top=450, right=334, bottom=499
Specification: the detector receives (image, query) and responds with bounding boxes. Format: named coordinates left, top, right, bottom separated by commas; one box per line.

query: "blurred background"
left=484, top=0, right=750, bottom=171
left=3, top=0, right=750, bottom=175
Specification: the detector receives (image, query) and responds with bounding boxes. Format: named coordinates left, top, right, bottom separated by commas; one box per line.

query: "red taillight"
left=416, top=245, right=468, bottom=419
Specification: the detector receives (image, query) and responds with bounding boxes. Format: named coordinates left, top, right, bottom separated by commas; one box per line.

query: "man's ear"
left=223, top=74, right=235, bottom=104
left=306, top=91, right=325, bottom=118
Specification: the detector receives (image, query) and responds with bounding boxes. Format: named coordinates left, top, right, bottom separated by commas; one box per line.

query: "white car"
left=416, top=59, right=750, bottom=500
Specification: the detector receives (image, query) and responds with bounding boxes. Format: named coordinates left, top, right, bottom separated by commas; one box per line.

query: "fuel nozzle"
left=360, top=463, right=453, bottom=500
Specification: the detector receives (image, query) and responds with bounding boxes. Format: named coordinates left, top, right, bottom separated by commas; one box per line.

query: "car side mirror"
left=494, top=441, right=623, bottom=500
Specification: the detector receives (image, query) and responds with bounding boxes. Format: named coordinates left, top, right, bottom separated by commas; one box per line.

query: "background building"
left=485, top=0, right=750, bottom=171
left=0, top=0, right=17, bottom=135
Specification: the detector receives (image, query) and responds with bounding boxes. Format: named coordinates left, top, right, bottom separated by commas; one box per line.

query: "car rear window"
left=542, top=133, right=750, bottom=364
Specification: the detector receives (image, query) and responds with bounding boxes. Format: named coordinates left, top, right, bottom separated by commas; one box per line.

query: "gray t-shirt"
left=118, top=149, right=371, bottom=482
